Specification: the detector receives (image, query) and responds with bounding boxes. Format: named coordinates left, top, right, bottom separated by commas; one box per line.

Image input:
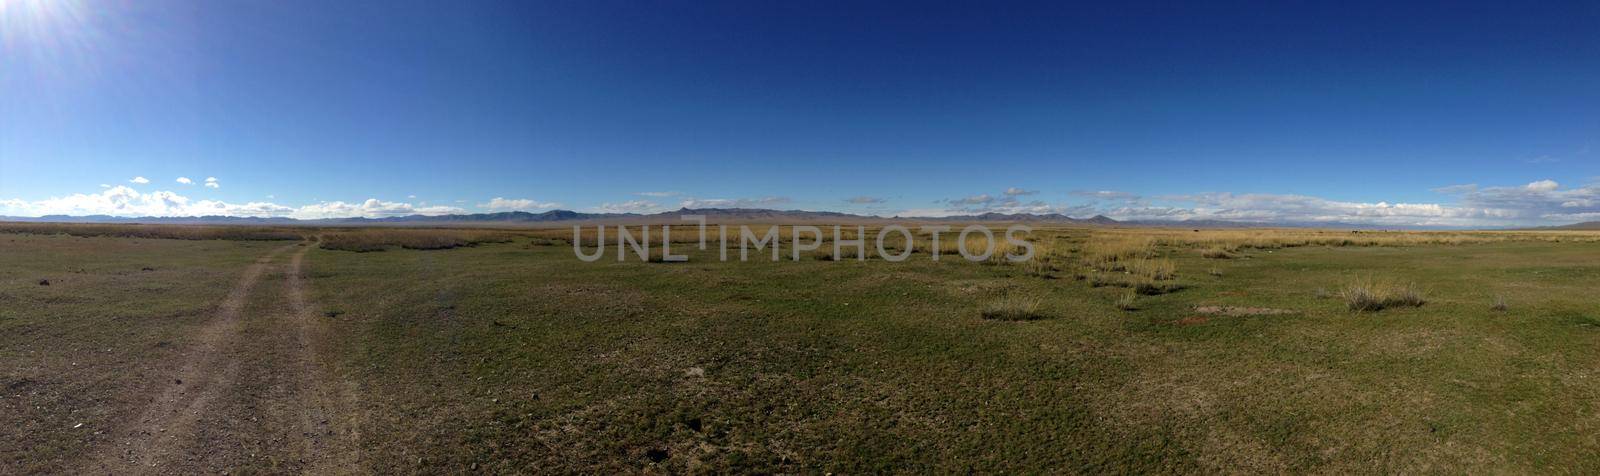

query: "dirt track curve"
left=86, top=239, right=360, bottom=474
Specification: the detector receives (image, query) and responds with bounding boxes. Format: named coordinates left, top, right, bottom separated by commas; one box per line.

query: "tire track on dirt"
left=87, top=242, right=299, bottom=473
left=284, top=238, right=364, bottom=474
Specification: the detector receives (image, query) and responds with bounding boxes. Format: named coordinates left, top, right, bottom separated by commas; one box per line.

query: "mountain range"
left=0, top=208, right=1513, bottom=230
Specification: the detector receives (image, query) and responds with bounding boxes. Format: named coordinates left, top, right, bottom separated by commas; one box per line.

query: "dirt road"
left=86, top=240, right=360, bottom=474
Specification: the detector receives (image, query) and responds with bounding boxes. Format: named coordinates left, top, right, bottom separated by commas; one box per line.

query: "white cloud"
left=479, top=197, right=560, bottom=212
left=917, top=179, right=1600, bottom=226
left=129, top=176, right=149, bottom=184
left=1525, top=180, right=1559, bottom=192
left=1430, top=184, right=1477, bottom=194
left=289, top=199, right=464, bottom=219
left=0, top=186, right=464, bottom=219
left=891, top=208, right=959, bottom=218
left=98, top=184, right=110, bottom=188
left=0, top=186, right=293, bottom=218
left=637, top=191, right=680, bottom=197
left=1117, top=192, right=1510, bottom=226
left=592, top=200, right=667, bottom=214
left=204, top=177, right=219, bottom=189
left=845, top=196, right=886, bottom=204
left=1003, top=187, right=1038, bottom=196
left=1071, top=190, right=1140, bottom=201
left=947, top=194, right=994, bottom=206
left=679, top=196, right=791, bottom=208
left=176, top=177, right=193, bottom=185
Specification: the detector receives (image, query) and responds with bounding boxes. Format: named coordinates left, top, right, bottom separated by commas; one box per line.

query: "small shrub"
left=1340, top=279, right=1426, bottom=312
left=1314, top=287, right=1331, bottom=299
left=1389, top=284, right=1426, bottom=308
left=1491, top=295, right=1508, bottom=312
left=1115, top=290, right=1138, bottom=311
left=1133, top=280, right=1183, bottom=295
left=981, top=296, right=1046, bottom=321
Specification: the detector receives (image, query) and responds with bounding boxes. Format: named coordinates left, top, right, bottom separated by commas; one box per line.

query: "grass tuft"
left=981, top=296, right=1046, bottom=321
left=1340, top=279, right=1426, bottom=312
left=1115, top=290, right=1138, bottom=311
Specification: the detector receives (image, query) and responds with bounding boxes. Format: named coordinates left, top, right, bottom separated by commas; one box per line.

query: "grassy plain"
left=3, top=224, right=1600, bottom=473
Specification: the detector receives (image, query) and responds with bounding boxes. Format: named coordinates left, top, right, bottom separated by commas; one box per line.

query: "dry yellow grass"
left=0, top=222, right=303, bottom=241
left=981, top=295, right=1046, bottom=321
left=319, top=229, right=515, bottom=252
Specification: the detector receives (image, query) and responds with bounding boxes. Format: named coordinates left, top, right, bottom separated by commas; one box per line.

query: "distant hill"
left=1535, top=221, right=1600, bottom=230
left=0, top=208, right=1122, bottom=227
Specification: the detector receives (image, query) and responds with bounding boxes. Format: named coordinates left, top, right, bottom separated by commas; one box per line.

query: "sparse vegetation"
left=526, top=237, right=566, bottom=247
left=318, top=229, right=515, bottom=252
left=0, top=222, right=303, bottom=241
left=1021, top=258, right=1054, bottom=278
left=7, top=224, right=1600, bottom=473
left=1125, top=258, right=1176, bottom=281
left=1491, top=295, right=1508, bottom=312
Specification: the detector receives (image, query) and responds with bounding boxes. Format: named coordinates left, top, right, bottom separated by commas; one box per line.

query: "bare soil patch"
left=1193, top=305, right=1298, bottom=317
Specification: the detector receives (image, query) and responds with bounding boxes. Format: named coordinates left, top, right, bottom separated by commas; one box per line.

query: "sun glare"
left=1, top=0, right=92, bottom=51
left=1, top=0, right=102, bottom=81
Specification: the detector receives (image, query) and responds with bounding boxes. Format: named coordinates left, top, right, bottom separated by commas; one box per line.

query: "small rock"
left=38, top=279, right=49, bottom=286
left=174, top=379, right=182, bottom=385
left=73, top=423, right=83, bottom=429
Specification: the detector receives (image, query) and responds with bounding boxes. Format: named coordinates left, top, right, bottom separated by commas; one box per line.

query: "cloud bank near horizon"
left=911, top=180, right=1600, bottom=227
left=2, top=180, right=1599, bottom=227
left=0, top=186, right=467, bottom=220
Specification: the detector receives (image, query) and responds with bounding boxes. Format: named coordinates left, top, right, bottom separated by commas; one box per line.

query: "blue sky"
left=1, top=0, right=1597, bottom=226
